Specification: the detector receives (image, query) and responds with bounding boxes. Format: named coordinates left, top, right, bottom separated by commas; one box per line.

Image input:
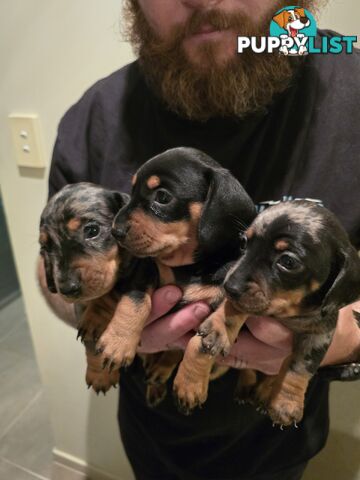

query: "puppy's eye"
left=276, top=254, right=302, bottom=273
left=84, top=224, right=100, bottom=239
left=239, top=233, right=247, bottom=252
left=154, top=189, right=172, bottom=205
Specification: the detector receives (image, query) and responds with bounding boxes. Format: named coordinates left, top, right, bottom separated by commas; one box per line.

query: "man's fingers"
left=146, top=286, right=183, bottom=325
left=246, top=316, right=293, bottom=351
left=217, top=331, right=288, bottom=375
left=139, top=302, right=210, bottom=353
left=167, top=332, right=193, bottom=350
left=322, top=303, right=360, bottom=366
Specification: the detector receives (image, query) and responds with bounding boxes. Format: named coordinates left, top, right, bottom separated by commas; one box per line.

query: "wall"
left=0, top=1, right=359, bottom=479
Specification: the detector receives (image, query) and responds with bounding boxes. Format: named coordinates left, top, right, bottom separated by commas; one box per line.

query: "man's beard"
left=123, top=0, right=323, bottom=121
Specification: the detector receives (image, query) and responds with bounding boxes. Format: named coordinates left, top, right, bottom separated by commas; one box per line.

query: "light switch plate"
left=8, top=114, right=46, bottom=168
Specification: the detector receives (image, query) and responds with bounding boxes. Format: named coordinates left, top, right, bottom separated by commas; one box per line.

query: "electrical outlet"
left=8, top=114, right=46, bottom=168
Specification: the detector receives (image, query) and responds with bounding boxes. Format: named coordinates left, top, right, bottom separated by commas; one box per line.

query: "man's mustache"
left=184, top=9, right=252, bottom=36
left=160, top=8, right=255, bottom=49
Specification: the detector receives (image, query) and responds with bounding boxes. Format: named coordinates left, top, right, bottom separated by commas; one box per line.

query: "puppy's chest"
left=156, top=261, right=226, bottom=309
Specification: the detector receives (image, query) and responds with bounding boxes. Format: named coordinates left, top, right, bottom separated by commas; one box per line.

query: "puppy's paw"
left=268, top=395, right=304, bottom=427
left=96, top=329, right=138, bottom=371
left=173, top=373, right=208, bottom=415
left=145, top=364, right=172, bottom=386
left=146, top=384, right=167, bottom=408
left=86, top=367, right=119, bottom=395
left=197, top=318, right=230, bottom=357
left=77, top=307, right=109, bottom=343
left=234, top=383, right=255, bottom=406
left=234, top=369, right=259, bottom=406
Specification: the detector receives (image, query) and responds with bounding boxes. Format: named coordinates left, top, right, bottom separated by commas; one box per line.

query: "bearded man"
left=40, top=1, right=360, bottom=479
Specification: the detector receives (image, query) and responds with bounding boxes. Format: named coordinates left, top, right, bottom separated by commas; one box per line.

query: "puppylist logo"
left=238, top=6, right=357, bottom=56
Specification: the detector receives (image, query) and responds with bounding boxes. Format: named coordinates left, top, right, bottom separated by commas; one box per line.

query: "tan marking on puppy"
left=274, top=239, right=289, bottom=251
left=246, top=227, right=254, bottom=239
left=266, top=288, right=306, bottom=318
left=156, top=261, right=176, bottom=286
left=84, top=340, right=119, bottom=393
left=131, top=174, right=137, bottom=186
left=67, top=218, right=81, bottom=231
left=269, top=359, right=311, bottom=425
left=189, top=202, right=203, bottom=221
left=173, top=300, right=247, bottom=411
left=310, top=279, right=321, bottom=292
left=173, top=334, right=214, bottom=412
left=144, top=350, right=183, bottom=386
left=147, top=175, right=161, bottom=190
left=39, top=230, right=48, bottom=244
left=65, top=245, right=120, bottom=301
left=126, top=203, right=203, bottom=267
left=209, top=364, right=229, bottom=380
left=95, top=289, right=153, bottom=369
left=182, top=284, right=223, bottom=305
left=253, top=374, right=276, bottom=407
left=235, top=368, right=260, bottom=404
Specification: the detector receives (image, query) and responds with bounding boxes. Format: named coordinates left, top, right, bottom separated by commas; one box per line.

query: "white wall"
left=0, top=1, right=359, bottom=479
left=0, top=1, right=135, bottom=478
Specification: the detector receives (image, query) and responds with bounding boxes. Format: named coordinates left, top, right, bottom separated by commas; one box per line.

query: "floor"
left=0, top=297, right=54, bottom=480
left=0, top=196, right=20, bottom=309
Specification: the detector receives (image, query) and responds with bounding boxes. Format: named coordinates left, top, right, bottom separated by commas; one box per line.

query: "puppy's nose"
left=59, top=281, right=81, bottom=298
left=224, top=279, right=241, bottom=299
left=112, top=223, right=130, bottom=242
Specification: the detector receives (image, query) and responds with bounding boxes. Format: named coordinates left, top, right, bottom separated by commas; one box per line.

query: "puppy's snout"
left=300, top=16, right=309, bottom=25
left=59, top=281, right=81, bottom=298
left=224, top=278, right=242, bottom=299
left=112, top=223, right=130, bottom=242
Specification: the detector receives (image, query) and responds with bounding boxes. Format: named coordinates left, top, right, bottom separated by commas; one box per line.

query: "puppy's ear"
left=107, top=191, right=130, bottom=215
left=198, top=168, right=256, bottom=257
left=295, top=8, right=306, bottom=18
left=321, top=247, right=360, bottom=318
left=272, top=10, right=288, bottom=29
left=43, top=251, right=57, bottom=294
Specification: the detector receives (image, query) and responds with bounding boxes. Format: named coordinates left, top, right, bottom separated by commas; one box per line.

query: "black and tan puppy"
left=224, top=200, right=360, bottom=426
left=39, top=182, right=131, bottom=393
left=112, top=147, right=256, bottom=412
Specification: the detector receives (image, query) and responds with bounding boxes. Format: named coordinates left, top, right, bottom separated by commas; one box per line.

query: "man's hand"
left=138, top=287, right=360, bottom=376
left=321, top=301, right=360, bottom=366
left=137, top=286, right=211, bottom=353
left=137, top=286, right=293, bottom=374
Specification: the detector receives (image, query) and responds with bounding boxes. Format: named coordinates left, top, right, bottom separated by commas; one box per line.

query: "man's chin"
left=182, top=30, right=238, bottom=67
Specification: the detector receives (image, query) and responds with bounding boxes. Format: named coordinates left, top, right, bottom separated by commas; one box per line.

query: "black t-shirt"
left=49, top=31, right=360, bottom=479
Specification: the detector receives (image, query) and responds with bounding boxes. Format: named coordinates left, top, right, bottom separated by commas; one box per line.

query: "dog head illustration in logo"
left=272, top=8, right=311, bottom=55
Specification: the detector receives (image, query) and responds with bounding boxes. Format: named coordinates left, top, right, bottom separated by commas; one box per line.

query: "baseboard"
left=52, top=448, right=121, bottom=480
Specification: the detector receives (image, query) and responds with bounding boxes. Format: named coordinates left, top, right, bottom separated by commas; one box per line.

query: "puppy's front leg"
left=84, top=340, right=119, bottom=394
left=96, top=289, right=153, bottom=370
left=173, top=300, right=247, bottom=414
left=142, top=351, right=184, bottom=408
left=268, top=327, right=335, bottom=426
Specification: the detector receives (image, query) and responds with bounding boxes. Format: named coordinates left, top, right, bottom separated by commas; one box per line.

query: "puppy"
left=111, top=147, right=256, bottom=412
left=273, top=8, right=310, bottom=55
left=224, top=200, right=360, bottom=426
left=39, top=182, right=131, bottom=393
